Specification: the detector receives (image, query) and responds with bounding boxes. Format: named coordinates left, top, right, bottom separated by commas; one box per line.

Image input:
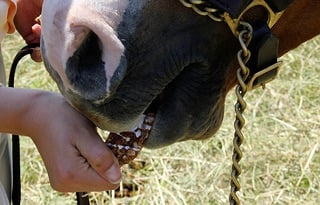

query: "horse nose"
left=64, top=13, right=127, bottom=103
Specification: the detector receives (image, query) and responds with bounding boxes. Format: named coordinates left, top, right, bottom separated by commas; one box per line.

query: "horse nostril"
left=66, top=32, right=108, bottom=102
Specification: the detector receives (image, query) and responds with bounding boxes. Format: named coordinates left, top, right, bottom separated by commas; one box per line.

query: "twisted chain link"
left=178, top=0, right=224, bottom=21
left=229, top=22, right=253, bottom=205
left=178, top=1, right=255, bottom=204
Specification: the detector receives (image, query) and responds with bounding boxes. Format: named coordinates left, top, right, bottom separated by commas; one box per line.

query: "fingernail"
left=32, top=47, right=41, bottom=51
left=105, top=163, right=122, bottom=184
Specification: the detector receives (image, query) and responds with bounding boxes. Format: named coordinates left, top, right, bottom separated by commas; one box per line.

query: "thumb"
left=76, top=130, right=122, bottom=184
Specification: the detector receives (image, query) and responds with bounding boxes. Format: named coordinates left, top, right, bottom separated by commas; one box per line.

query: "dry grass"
left=2, top=33, right=320, bottom=205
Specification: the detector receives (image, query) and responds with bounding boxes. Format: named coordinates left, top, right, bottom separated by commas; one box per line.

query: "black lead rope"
left=76, top=192, right=90, bottom=205
left=9, top=44, right=39, bottom=205
left=9, top=44, right=90, bottom=205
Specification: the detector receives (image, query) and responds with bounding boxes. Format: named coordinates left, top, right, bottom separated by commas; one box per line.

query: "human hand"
left=28, top=92, right=122, bottom=192
left=14, top=0, right=43, bottom=62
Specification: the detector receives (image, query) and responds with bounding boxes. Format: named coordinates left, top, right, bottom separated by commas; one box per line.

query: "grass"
left=2, top=33, right=320, bottom=205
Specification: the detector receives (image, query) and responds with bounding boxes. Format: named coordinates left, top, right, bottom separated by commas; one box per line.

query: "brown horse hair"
left=273, top=0, right=320, bottom=56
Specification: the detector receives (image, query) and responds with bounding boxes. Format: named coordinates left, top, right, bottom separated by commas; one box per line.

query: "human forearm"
left=0, top=86, right=49, bottom=137
left=0, top=85, right=121, bottom=190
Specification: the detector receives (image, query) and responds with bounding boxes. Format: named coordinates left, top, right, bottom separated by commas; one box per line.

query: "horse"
left=40, top=0, right=320, bottom=149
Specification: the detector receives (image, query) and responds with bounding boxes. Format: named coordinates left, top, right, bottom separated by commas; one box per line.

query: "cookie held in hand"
left=106, top=113, right=155, bottom=165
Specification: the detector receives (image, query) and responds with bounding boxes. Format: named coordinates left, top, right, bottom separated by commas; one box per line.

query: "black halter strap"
left=8, top=44, right=39, bottom=205
left=205, top=0, right=293, bottom=18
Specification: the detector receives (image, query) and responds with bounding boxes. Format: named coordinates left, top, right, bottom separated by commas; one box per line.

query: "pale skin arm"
left=0, top=86, right=121, bottom=192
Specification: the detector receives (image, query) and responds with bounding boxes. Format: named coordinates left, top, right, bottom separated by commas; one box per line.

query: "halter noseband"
left=179, top=0, right=293, bottom=35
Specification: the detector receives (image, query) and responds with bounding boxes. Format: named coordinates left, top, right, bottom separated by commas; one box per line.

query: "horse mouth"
left=42, top=24, right=225, bottom=148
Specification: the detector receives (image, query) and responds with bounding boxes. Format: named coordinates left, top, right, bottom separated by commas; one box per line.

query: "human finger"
left=74, top=128, right=122, bottom=185
left=31, top=47, right=42, bottom=62
left=47, top=143, right=120, bottom=192
left=30, top=24, right=42, bottom=62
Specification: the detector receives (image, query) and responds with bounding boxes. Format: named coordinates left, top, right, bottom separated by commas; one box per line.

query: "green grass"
left=2, top=33, right=320, bottom=205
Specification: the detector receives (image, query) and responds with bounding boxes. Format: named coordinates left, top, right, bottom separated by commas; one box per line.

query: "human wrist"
left=0, top=87, right=53, bottom=137
left=20, top=90, right=62, bottom=139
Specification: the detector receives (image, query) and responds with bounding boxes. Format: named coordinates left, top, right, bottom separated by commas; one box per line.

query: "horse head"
left=40, top=0, right=320, bottom=148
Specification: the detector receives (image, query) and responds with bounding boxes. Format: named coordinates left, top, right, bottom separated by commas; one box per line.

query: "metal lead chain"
left=178, top=1, right=256, bottom=204
left=178, top=0, right=224, bottom=22
left=229, top=22, right=253, bottom=205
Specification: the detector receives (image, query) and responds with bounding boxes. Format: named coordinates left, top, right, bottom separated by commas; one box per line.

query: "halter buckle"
left=246, top=61, right=282, bottom=90
left=223, top=0, right=284, bottom=36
